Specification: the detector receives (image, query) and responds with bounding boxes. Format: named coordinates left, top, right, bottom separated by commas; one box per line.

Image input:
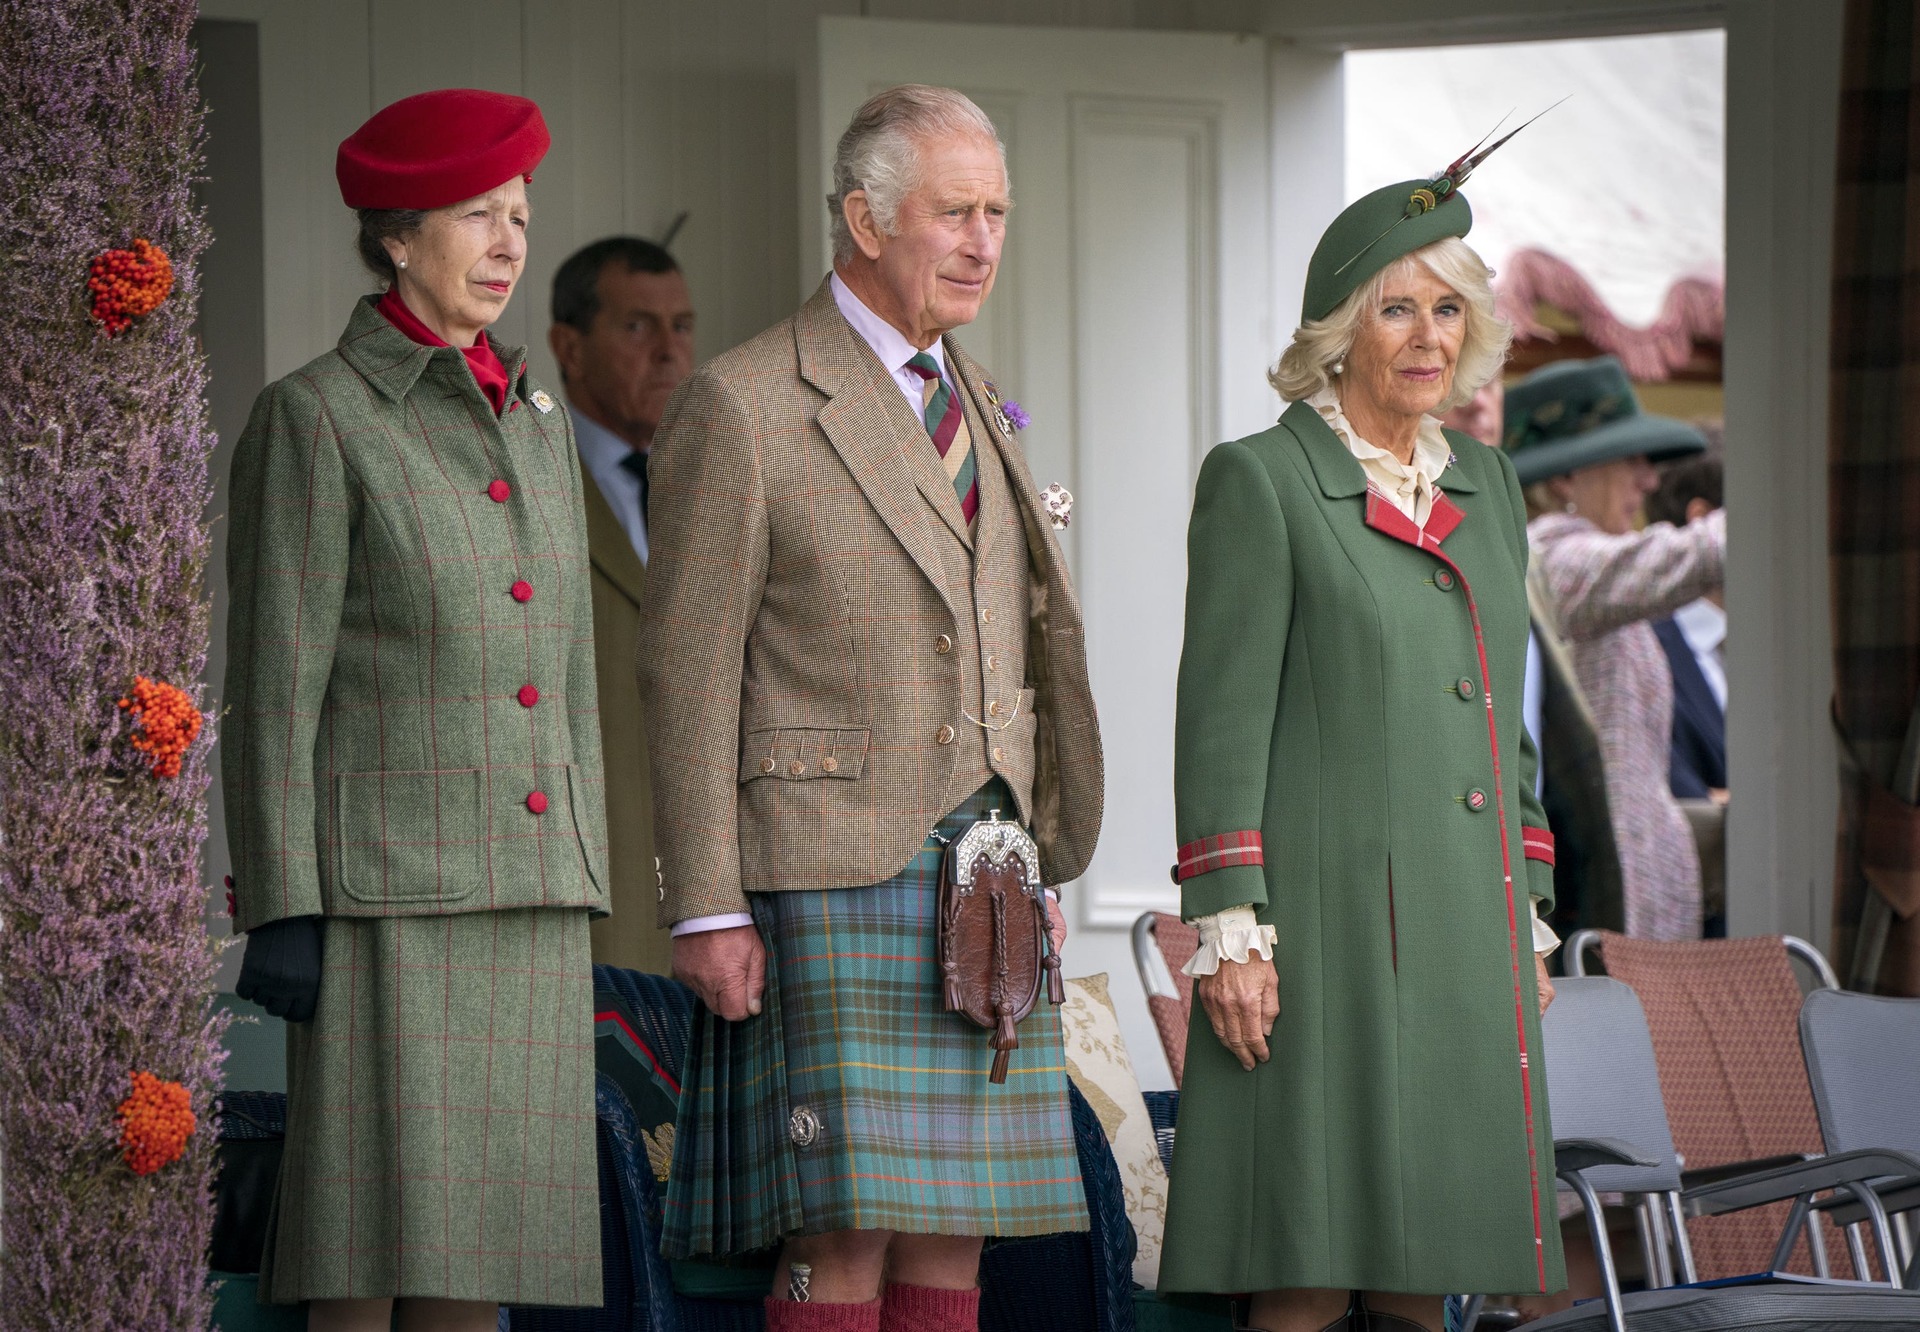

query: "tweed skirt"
left=661, top=781, right=1086, bottom=1258
left=258, top=909, right=602, bottom=1306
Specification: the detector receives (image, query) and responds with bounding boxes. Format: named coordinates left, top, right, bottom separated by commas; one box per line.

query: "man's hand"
left=1195, top=954, right=1280, bottom=1072
left=1536, top=953, right=1556, bottom=1016
left=1046, top=896, right=1067, bottom=955
left=673, top=924, right=767, bottom=1022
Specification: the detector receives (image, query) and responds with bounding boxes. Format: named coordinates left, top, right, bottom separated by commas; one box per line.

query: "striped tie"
left=905, top=352, right=978, bottom=522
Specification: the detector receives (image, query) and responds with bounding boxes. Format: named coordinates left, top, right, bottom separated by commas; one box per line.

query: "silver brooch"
left=531, top=389, right=556, bottom=414
left=993, top=407, right=1015, bottom=438
left=789, top=1105, right=822, bottom=1147
left=1041, top=482, right=1073, bottom=530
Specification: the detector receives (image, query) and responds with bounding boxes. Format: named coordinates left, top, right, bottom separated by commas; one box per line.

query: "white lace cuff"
left=1181, top=904, right=1278, bottom=977
left=1531, top=896, right=1560, bottom=957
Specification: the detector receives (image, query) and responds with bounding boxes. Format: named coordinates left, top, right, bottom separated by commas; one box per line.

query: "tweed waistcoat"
left=639, top=281, right=1104, bottom=923
left=223, top=297, right=609, bottom=930
left=916, top=387, right=1036, bottom=819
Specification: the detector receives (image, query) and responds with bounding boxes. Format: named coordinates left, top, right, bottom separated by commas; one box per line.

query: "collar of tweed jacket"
left=336, top=293, right=531, bottom=405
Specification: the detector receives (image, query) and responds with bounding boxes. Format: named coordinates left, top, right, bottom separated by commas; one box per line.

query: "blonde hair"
left=1269, top=237, right=1511, bottom=413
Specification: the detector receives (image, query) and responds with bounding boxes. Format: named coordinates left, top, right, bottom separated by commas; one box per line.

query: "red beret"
left=337, top=89, right=550, bottom=210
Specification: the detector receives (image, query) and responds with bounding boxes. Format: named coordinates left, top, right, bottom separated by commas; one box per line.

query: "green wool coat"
left=1159, top=399, right=1565, bottom=1299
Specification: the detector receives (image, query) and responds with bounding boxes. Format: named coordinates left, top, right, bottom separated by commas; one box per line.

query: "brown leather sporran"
left=936, top=810, right=1065, bottom=1082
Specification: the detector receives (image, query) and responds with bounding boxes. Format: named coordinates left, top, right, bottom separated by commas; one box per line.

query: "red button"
left=527, top=791, right=548, bottom=814
left=488, top=479, right=511, bottom=503
left=510, top=579, right=533, bottom=602
left=517, top=684, right=539, bottom=708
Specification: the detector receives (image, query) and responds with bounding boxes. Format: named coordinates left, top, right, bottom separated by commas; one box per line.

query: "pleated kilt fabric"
left=258, top=909, right=602, bottom=1306
left=661, top=780, right=1087, bottom=1259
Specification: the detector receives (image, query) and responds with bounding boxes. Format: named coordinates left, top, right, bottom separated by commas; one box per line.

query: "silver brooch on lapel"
left=1041, top=483, right=1073, bottom=530
left=531, top=389, right=556, bottom=414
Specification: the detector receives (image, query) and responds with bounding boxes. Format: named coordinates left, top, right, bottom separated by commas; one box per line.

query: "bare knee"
left=887, top=1233, right=985, bottom=1290
left=777, top=1229, right=894, bottom=1303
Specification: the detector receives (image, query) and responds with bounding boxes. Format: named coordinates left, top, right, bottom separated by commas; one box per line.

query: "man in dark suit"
left=549, top=237, right=696, bottom=973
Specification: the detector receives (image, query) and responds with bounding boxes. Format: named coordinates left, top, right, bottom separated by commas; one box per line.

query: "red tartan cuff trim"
left=1523, top=827, right=1556, bottom=866
left=1177, top=831, right=1265, bottom=881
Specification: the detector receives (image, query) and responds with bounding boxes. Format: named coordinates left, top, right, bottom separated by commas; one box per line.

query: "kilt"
left=661, top=780, right=1086, bottom=1258
left=258, top=909, right=602, bottom=1306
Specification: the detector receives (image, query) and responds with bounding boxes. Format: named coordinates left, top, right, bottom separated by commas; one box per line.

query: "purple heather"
left=0, top=1, right=226, bottom=1327
left=1003, top=400, right=1032, bottom=430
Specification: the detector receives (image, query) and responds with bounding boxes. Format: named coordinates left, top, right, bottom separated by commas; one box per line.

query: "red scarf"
left=375, top=287, right=513, bottom=415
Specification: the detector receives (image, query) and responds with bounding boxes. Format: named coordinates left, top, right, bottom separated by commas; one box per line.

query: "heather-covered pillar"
left=0, top=1, right=225, bottom=1326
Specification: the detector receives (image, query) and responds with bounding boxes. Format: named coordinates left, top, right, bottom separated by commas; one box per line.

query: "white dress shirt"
left=1672, top=596, right=1728, bottom=712
left=671, top=272, right=948, bottom=939
left=571, top=406, right=649, bottom=564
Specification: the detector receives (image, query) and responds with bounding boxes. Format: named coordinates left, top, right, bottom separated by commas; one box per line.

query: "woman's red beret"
left=337, top=88, right=550, bottom=210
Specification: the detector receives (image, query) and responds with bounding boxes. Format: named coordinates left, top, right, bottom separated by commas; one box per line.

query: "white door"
left=808, top=17, right=1305, bottom=1083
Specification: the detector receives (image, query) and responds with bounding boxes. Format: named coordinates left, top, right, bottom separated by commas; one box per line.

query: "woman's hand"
left=1196, top=954, right=1280, bottom=1071
left=1536, top=954, right=1556, bottom=1016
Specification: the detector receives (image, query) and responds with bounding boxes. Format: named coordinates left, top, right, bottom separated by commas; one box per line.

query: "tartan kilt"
left=661, top=780, right=1086, bottom=1258
left=258, top=908, right=602, bottom=1306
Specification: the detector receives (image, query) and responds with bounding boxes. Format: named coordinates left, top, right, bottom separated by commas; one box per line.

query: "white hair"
left=827, top=85, right=1007, bottom=264
left=1269, top=237, right=1512, bottom=413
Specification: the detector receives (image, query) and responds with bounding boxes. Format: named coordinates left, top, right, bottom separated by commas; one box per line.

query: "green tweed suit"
left=223, top=296, right=604, bottom=1304
left=1160, top=400, right=1564, bottom=1298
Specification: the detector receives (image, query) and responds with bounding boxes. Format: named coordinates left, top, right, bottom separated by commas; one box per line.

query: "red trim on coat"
left=1176, top=831, right=1265, bottom=881
left=1362, top=483, right=1550, bottom=1292
left=1523, top=827, right=1556, bottom=866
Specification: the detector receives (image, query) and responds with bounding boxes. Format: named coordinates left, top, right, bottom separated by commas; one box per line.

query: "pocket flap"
left=335, top=768, right=483, bottom=905
left=739, top=727, right=871, bottom=782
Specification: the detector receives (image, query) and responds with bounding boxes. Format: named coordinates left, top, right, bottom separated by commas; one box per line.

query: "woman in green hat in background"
left=1503, top=357, right=1719, bottom=942
left=1159, top=170, right=1564, bottom=1330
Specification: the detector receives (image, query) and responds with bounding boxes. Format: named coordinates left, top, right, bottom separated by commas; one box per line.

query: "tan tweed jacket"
left=581, top=471, right=673, bottom=973
left=638, top=280, right=1104, bottom=923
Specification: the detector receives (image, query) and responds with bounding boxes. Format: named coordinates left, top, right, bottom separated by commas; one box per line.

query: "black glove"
left=236, top=915, right=324, bottom=1023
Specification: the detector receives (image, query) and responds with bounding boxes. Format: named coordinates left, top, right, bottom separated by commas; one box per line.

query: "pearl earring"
left=397, top=259, right=407, bottom=270
left=1564, top=501, right=1577, bottom=514
left=1330, top=360, right=1345, bottom=376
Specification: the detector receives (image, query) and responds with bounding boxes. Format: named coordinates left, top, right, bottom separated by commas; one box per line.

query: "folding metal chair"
left=1514, top=977, right=1920, bottom=1332
left=1562, top=931, right=1839, bottom=1279
left=1132, top=911, right=1198, bottom=1086
left=1799, top=989, right=1920, bottom=1284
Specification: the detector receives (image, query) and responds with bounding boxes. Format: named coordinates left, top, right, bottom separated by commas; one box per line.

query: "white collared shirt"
left=1672, top=596, right=1728, bottom=712
left=830, top=271, right=950, bottom=411
left=570, top=406, right=649, bottom=564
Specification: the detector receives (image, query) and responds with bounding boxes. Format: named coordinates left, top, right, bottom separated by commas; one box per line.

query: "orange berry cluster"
left=117, top=1070, right=194, bottom=1176
left=117, top=676, right=201, bottom=778
left=87, top=238, right=173, bottom=335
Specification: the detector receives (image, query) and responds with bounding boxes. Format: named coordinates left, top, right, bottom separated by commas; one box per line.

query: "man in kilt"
left=638, top=85, right=1105, bottom=1331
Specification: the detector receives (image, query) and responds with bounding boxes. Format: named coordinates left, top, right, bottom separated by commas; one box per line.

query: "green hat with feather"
left=1302, top=179, right=1473, bottom=323
left=1300, top=101, right=1563, bottom=325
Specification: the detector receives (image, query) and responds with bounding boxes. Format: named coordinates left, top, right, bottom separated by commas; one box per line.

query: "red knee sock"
left=762, top=1295, right=882, bottom=1332
left=880, top=1282, right=980, bottom=1332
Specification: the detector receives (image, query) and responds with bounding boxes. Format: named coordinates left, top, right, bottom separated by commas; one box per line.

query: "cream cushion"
left=1060, top=972, right=1169, bottom=1288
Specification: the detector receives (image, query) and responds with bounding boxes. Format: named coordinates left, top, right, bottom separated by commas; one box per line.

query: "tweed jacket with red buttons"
left=637, top=279, right=1105, bottom=925
left=222, top=296, right=609, bottom=931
